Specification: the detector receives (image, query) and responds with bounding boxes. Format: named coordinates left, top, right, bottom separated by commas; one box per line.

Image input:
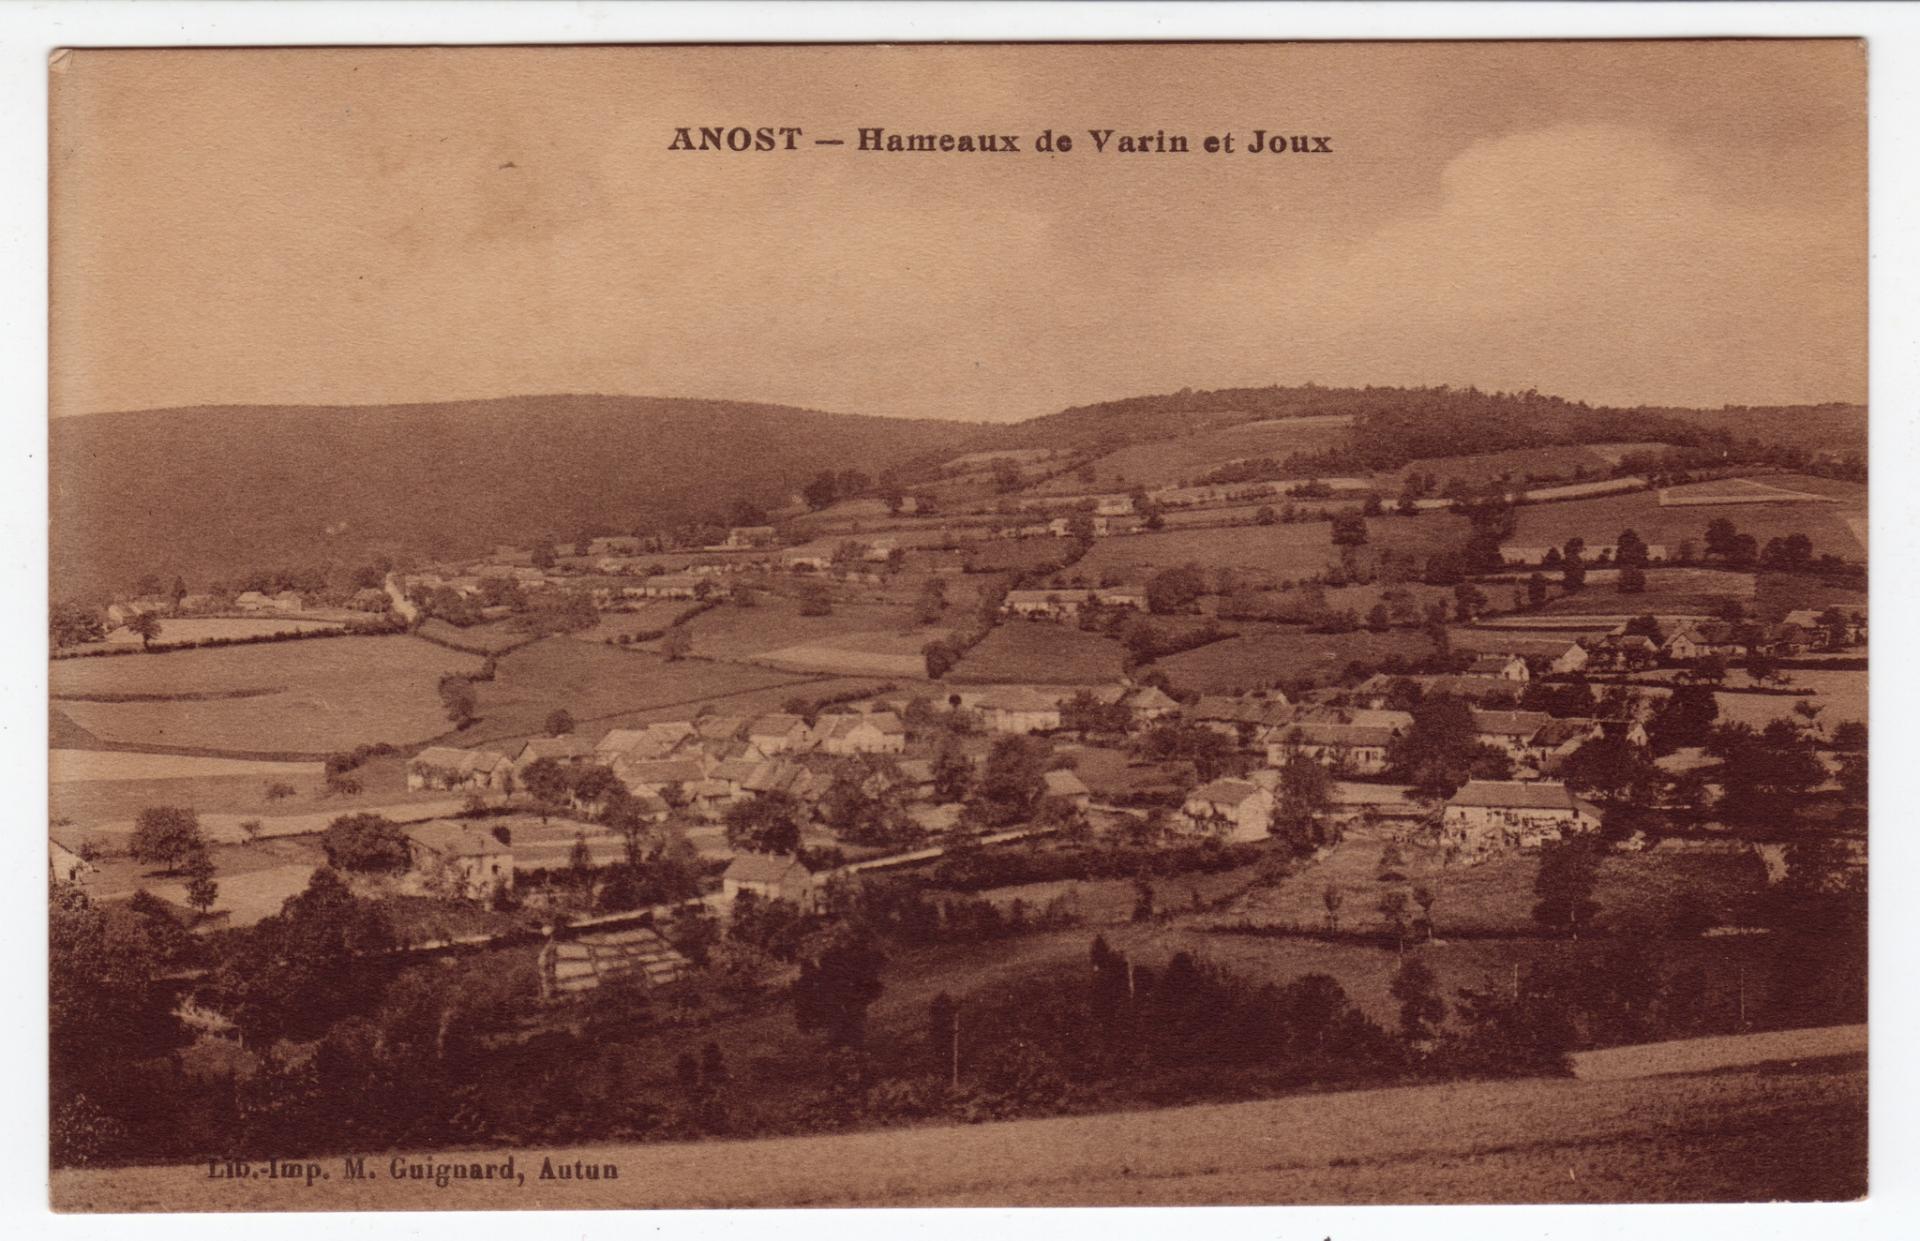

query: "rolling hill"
left=50, top=395, right=974, bottom=598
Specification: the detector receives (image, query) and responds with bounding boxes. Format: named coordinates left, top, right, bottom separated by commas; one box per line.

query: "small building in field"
left=1042, top=768, right=1093, bottom=810
left=722, top=853, right=819, bottom=910
left=1440, top=780, right=1602, bottom=856
left=1550, top=643, right=1591, bottom=675
left=1471, top=709, right=1555, bottom=760
left=1467, top=654, right=1531, bottom=683
left=408, top=746, right=515, bottom=792
left=537, top=924, right=691, bottom=1001
left=1002, top=589, right=1094, bottom=621
left=404, top=821, right=514, bottom=901
left=1178, top=778, right=1273, bottom=843
left=50, top=838, right=93, bottom=884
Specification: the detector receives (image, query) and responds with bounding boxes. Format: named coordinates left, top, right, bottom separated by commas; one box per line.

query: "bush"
left=320, top=814, right=411, bottom=873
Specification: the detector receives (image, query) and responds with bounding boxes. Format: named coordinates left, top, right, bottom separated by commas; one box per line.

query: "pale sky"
left=50, top=41, right=1866, bottom=422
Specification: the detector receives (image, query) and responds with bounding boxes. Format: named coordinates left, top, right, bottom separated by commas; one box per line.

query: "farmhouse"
left=1440, top=780, right=1602, bottom=856
left=1471, top=709, right=1555, bottom=760
left=1265, top=722, right=1396, bottom=776
left=1550, top=642, right=1591, bottom=675
left=1122, top=685, right=1180, bottom=722
left=537, top=924, right=690, bottom=1001
left=1185, top=694, right=1294, bottom=738
left=811, top=712, right=907, bottom=755
left=404, top=821, right=514, bottom=901
left=1177, top=778, right=1273, bottom=843
left=1467, top=654, right=1530, bottom=683
left=725, top=526, right=777, bottom=549
left=746, top=714, right=812, bottom=754
left=722, top=853, right=819, bottom=910
left=635, top=574, right=702, bottom=599
left=1003, top=589, right=1094, bottom=621
left=975, top=687, right=1063, bottom=734
left=612, top=757, right=706, bottom=798
left=408, top=746, right=515, bottom=792
left=1584, top=633, right=1660, bottom=672
left=513, top=735, right=597, bottom=770
left=50, top=838, right=93, bottom=884
left=1523, top=718, right=1605, bottom=773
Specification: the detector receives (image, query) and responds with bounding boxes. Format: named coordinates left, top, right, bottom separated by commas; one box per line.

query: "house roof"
left=1043, top=769, right=1091, bottom=798
left=1446, top=780, right=1590, bottom=811
left=412, top=745, right=508, bottom=774
left=1528, top=718, right=1599, bottom=748
left=1125, top=686, right=1179, bottom=711
left=747, top=713, right=806, bottom=738
left=1467, top=655, right=1522, bottom=674
left=614, top=757, right=705, bottom=787
left=1472, top=709, right=1554, bottom=737
left=518, top=735, right=595, bottom=763
left=406, top=821, right=510, bottom=858
left=1273, top=722, right=1398, bottom=749
left=724, top=852, right=813, bottom=885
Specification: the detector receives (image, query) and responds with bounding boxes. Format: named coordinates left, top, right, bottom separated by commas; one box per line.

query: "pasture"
left=460, top=640, right=819, bottom=745
left=946, top=621, right=1128, bottom=685
left=1510, top=482, right=1866, bottom=561
left=1531, top=567, right=1757, bottom=616
left=101, top=617, right=344, bottom=647
left=1024, top=414, right=1356, bottom=493
left=1155, top=623, right=1434, bottom=694
left=644, top=599, right=936, bottom=665
left=1073, top=513, right=1466, bottom=584
left=416, top=618, right=537, bottom=654
left=1388, top=442, right=1663, bottom=489
left=49, top=636, right=485, bottom=756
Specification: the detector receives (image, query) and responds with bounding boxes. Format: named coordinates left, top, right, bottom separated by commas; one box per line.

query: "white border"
left=5, top=4, right=1916, bottom=1241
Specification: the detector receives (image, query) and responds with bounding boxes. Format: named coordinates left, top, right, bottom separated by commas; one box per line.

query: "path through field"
left=52, top=1030, right=1864, bottom=1211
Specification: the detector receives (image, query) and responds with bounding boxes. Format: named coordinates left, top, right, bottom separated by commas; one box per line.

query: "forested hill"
left=51, top=395, right=973, bottom=598
left=979, top=384, right=1867, bottom=467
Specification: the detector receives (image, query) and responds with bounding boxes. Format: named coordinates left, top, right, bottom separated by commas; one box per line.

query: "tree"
left=1704, top=517, right=1741, bottom=562
left=1330, top=511, right=1369, bottom=548
left=1617, top=564, right=1647, bottom=594
left=1378, top=891, right=1410, bottom=953
left=1646, top=683, right=1719, bottom=753
left=1322, top=883, right=1343, bottom=933
left=1389, top=957, right=1445, bottom=1043
left=1532, top=834, right=1603, bottom=938
left=206, top=868, right=394, bottom=1042
left=129, top=807, right=204, bottom=873
left=1615, top=528, right=1649, bottom=568
left=127, top=611, right=163, bottom=649
left=798, top=581, right=834, bottom=617
left=1706, top=720, right=1828, bottom=824
left=1526, top=572, right=1548, bottom=608
left=1254, top=504, right=1277, bottom=526
left=803, top=471, right=839, bottom=510
left=724, top=791, right=803, bottom=855
left=1269, top=751, right=1336, bottom=856
left=320, top=813, right=412, bottom=872
left=921, top=638, right=959, bottom=680
left=1412, top=882, right=1437, bottom=940
left=437, top=673, right=478, bottom=728
left=545, top=708, right=576, bottom=737
left=931, top=738, right=973, bottom=803
left=793, top=927, right=885, bottom=1047
left=973, top=735, right=1050, bottom=826
left=530, top=541, right=558, bottom=570
left=1385, top=695, right=1511, bottom=798
left=183, top=847, right=219, bottom=917
left=520, top=757, right=573, bottom=822
left=52, top=601, right=107, bottom=648
left=1145, top=565, right=1207, bottom=614
left=661, top=625, right=694, bottom=660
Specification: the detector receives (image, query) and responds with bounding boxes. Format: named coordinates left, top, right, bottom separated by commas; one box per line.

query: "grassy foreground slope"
left=53, top=1054, right=1863, bottom=1211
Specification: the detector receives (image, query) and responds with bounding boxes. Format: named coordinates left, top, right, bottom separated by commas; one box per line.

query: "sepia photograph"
left=43, top=35, right=1871, bottom=1212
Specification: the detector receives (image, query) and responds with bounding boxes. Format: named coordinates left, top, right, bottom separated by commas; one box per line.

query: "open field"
left=1156, top=624, right=1434, bottom=694
left=1510, top=481, right=1866, bottom=560
left=52, top=1054, right=1863, bottom=1209
left=1659, top=476, right=1838, bottom=506
left=946, top=620, right=1128, bottom=685
left=98, top=616, right=345, bottom=647
left=1530, top=566, right=1757, bottom=615
left=642, top=599, right=940, bottom=670
left=1024, top=415, right=1356, bottom=494
left=1389, top=442, right=1663, bottom=489
left=50, top=749, right=321, bottom=783
left=457, top=640, right=821, bottom=746
left=50, top=636, right=486, bottom=756
left=416, top=618, right=537, bottom=654
left=1075, top=512, right=1466, bottom=584
left=1219, top=825, right=1771, bottom=938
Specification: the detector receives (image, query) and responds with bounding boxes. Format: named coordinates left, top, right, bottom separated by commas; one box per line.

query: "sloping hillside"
left=51, top=395, right=974, bottom=597
left=51, top=1052, right=1863, bottom=1210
